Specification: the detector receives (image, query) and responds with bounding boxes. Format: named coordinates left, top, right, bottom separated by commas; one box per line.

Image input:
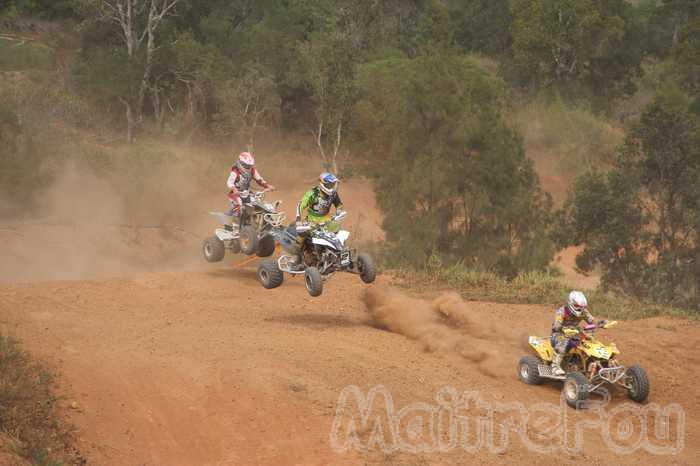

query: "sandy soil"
left=0, top=266, right=698, bottom=465
left=0, top=153, right=696, bottom=465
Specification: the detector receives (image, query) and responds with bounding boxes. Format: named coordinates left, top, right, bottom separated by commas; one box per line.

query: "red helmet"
left=238, top=152, right=255, bottom=170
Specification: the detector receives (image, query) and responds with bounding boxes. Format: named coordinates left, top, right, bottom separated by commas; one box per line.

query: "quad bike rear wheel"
left=257, top=260, right=284, bottom=289
left=304, top=267, right=323, bottom=297
left=563, top=372, right=590, bottom=409
left=239, top=226, right=258, bottom=255
left=357, top=253, right=376, bottom=284
left=626, top=365, right=650, bottom=403
left=257, top=234, right=276, bottom=257
left=202, top=236, right=225, bottom=262
left=517, top=356, right=543, bottom=385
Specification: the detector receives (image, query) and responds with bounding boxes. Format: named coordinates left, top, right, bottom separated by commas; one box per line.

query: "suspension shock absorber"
left=588, top=361, right=598, bottom=379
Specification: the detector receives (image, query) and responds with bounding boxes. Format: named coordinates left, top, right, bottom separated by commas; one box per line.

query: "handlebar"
left=240, top=189, right=273, bottom=204
left=295, top=211, right=347, bottom=232
left=562, top=320, right=617, bottom=338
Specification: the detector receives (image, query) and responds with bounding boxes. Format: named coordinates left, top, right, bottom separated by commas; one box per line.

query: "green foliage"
left=75, top=45, right=138, bottom=104
left=507, top=0, right=644, bottom=110
left=558, top=89, right=700, bottom=309
left=645, top=0, right=700, bottom=57
left=0, top=38, right=53, bottom=71
left=448, top=0, right=512, bottom=56
left=0, top=0, right=76, bottom=18
left=212, top=64, right=281, bottom=148
left=672, top=18, right=700, bottom=102
left=354, top=52, right=554, bottom=276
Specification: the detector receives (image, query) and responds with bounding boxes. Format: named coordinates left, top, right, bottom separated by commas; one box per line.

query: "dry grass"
left=392, top=263, right=695, bottom=321
left=0, top=334, right=83, bottom=465
left=512, top=99, right=625, bottom=202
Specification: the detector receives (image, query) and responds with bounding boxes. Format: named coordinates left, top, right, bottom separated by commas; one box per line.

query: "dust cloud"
left=0, top=157, right=209, bottom=283
left=0, top=144, right=383, bottom=284
left=364, top=288, right=522, bottom=378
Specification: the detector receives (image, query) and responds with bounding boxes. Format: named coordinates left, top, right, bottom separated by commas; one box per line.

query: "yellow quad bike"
left=518, top=320, right=650, bottom=408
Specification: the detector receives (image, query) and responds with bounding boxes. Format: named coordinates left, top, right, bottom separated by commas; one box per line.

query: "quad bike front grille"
left=277, top=255, right=305, bottom=275
left=264, top=212, right=286, bottom=228
left=596, top=366, right=626, bottom=384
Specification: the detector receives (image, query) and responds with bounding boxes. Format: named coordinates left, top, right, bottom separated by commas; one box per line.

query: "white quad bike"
left=256, top=211, right=376, bottom=297
left=202, top=190, right=286, bottom=262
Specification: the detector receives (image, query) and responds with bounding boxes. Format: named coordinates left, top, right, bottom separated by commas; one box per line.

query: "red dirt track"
left=1, top=265, right=699, bottom=465
left=0, top=162, right=698, bottom=465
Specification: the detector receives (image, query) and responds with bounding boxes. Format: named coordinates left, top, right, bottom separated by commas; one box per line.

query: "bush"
left=0, top=39, right=53, bottom=71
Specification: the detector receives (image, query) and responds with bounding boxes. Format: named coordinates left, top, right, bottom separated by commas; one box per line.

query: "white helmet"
left=567, top=291, right=588, bottom=317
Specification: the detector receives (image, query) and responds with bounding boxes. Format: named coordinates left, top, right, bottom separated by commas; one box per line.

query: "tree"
left=507, top=0, right=643, bottom=109
left=294, top=33, right=355, bottom=173
left=557, top=89, right=700, bottom=307
left=160, top=32, right=219, bottom=137
left=76, top=0, right=180, bottom=141
left=672, top=18, right=700, bottom=105
left=658, top=0, right=700, bottom=48
left=353, top=52, right=554, bottom=274
left=212, top=65, right=281, bottom=152
left=447, top=0, right=512, bottom=56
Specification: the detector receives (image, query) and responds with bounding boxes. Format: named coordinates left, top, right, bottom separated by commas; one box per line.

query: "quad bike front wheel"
left=202, top=236, right=225, bottom=262
left=626, top=365, right=650, bottom=403
left=257, top=234, right=276, bottom=257
left=357, top=253, right=377, bottom=284
left=563, top=372, right=590, bottom=409
left=257, top=260, right=284, bottom=289
left=517, top=356, right=543, bottom=385
left=239, top=226, right=258, bottom=255
left=304, top=267, right=323, bottom=297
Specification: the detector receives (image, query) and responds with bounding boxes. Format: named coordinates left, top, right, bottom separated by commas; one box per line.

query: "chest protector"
left=310, top=190, right=334, bottom=216
left=551, top=305, right=585, bottom=333
left=233, top=164, right=254, bottom=192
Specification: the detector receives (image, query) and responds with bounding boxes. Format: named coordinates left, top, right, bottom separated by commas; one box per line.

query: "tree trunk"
left=101, top=0, right=180, bottom=142
left=152, top=80, right=165, bottom=131
left=313, top=120, right=329, bottom=169
left=122, top=98, right=135, bottom=143
left=330, top=119, right=342, bottom=174
left=138, top=4, right=157, bottom=123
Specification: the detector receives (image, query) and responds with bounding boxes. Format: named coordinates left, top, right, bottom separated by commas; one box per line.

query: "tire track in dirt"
left=0, top=268, right=697, bottom=465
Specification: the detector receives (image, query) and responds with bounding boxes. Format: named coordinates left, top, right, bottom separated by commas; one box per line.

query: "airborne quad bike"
left=518, top=320, right=650, bottom=409
left=256, top=211, right=376, bottom=297
left=202, top=190, right=285, bottom=262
